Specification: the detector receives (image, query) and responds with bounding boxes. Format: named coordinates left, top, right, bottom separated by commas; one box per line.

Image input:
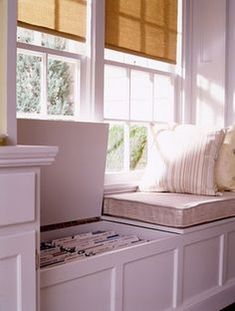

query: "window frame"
left=16, top=39, right=84, bottom=120
left=15, top=0, right=184, bottom=192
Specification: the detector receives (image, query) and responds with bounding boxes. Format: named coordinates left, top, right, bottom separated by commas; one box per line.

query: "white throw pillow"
left=215, top=125, right=235, bottom=191
left=139, top=123, right=225, bottom=196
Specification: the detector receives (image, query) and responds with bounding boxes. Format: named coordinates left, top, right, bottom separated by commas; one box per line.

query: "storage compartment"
left=40, top=221, right=178, bottom=311
left=40, top=219, right=235, bottom=311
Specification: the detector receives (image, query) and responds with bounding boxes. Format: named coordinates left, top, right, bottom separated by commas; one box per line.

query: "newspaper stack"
left=40, top=230, right=147, bottom=268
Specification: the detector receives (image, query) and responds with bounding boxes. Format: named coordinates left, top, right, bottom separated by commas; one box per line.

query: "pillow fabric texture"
left=215, top=125, right=235, bottom=191
left=139, top=123, right=226, bottom=196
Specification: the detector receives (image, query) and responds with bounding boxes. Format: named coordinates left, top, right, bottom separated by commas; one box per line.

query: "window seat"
left=103, top=191, right=235, bottom=228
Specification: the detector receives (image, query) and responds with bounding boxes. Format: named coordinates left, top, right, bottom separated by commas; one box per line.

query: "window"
left=104, top=0, right=180, bottom=180
left=104, top=51, right=176, bottom=175
left=16, top=0, right=87, bottom=119
left=16, top=28, right=82, bottom=119
left=16, top=0, right=181, bottom=186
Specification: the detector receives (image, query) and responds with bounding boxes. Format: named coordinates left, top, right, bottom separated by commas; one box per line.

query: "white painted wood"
left=225, top=0, right=235, bottom=126
left=0, top=145, right=58, bottom=167
left=185, top=283, right=235, bottom=311
left=182, top=236, right=220, bottom=302
left=82, top=0, right=105, bottom=121
left=0, top=145, right=57, bottom=311
left=123, top=250, right=175, bottom=311
left=0, top=0, right=5, bottom=136
left=102, top=214, right=235, bottom=235
left=18, top=119, right=108, bottom=226
left=40, top=217, right=235, bottom=311
left=181, top=0, right=194, bottom=124
left=0, top=0, right=17, bottom=145
left=0, top=172, right=35, bottom=226
left=189, top=0, right=226, bottom=127
left=0, top=231, right=36, bottom=311
left=226, top=230, right=235, bottom=283
left=41, top=268, right=114, bottom=311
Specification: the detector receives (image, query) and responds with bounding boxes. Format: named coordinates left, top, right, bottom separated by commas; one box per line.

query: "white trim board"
left=101, top=215, right=235, bottom=235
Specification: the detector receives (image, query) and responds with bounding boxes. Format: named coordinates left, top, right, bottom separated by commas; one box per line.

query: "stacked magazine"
left=40, top=230, right=147, bottom=268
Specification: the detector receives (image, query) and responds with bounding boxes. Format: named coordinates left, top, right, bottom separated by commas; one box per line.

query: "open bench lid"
left=18, top=119, right=108, bottom=226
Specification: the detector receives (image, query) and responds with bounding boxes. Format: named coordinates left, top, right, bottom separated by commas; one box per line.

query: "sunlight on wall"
left=196, top=74, right=224, bottom=128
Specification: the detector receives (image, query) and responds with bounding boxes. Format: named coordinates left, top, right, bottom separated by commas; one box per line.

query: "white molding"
left=17, top=42, right=83, bottom=61
left=104, top=183, right=138, bottom=195
left=0, top=0, right=17, bottom=145
left=181, top=0, right=194, bottom=124
left=84, top=0, right=105, bottom=121
left=0, top=145, right=58, bottom=167
left=101, top=215, right=235, bottom=235
left=225, top=0, right=234, bottom=127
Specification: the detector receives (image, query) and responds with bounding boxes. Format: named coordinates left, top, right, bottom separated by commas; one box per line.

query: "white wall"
left=185, top=0, right=227, bottom=128
left=226, top=0, right=235, bottom=126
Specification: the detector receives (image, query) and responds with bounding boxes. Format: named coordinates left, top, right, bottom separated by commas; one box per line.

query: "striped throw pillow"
left=139, top=123, right=225, bottom=196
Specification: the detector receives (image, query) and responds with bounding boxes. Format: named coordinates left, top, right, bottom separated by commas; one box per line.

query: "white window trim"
left=16, top=0, right=185, bottom=192
left=16, top=44, right=81, bottom=119
left=102, top=0, right=184, bottom=190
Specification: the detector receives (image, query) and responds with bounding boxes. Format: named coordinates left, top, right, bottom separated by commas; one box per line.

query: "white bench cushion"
left=103, top=192, right=235, bottom=228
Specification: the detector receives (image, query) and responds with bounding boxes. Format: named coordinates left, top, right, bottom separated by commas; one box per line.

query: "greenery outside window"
left=16, top=28, right=81, bottom=119
left=104, top=60, right=175, bottom=174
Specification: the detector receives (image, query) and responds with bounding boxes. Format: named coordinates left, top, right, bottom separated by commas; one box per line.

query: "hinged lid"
left=18, top=119, right=108, bottom=226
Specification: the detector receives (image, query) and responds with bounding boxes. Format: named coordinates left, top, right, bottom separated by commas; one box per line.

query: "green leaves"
left=47, top=59, right=73, bottom=116
left=106, top=123, right=147, bottom=172
left=17, top=54, right=41, bottom=113
left=130, top=125, right=147, bottom=170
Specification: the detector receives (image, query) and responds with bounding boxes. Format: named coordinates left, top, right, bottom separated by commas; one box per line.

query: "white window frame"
left=16, top=0, right=184, bottom=192
left=102, top=0, right=183, bottom=189
left=16, top=39, right=84, bottom=120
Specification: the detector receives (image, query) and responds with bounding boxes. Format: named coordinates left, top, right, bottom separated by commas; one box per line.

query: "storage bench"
left=17, top=119, right=235, bottom=311
left=40, top=215, right=235, bottom=311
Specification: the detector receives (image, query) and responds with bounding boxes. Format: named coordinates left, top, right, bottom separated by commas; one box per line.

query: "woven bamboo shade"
left=18, top=0, right=87, bottom=42
left=105, top=0, right=178, bottom=64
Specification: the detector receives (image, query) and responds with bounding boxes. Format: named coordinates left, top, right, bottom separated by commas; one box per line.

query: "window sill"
left=104, top=170, right=143, bottom=195
left=104, top=183, right=138, bottom=195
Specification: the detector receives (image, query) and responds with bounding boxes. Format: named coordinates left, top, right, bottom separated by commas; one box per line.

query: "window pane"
left=17, top=27, right=85, bottom=54
left=106, top=123, right=124, bottom=172
left=47, top=57, right=78, bottom=116
left=17, top=53, right=42, bottom=113
left=104, top=65, right=129, bottom=119
left=130, top=124, right=147, bottom=171
left=154, top=75, right=174, bottom=122
left=42, top=34, right=67, bottom=51
left=17, top=27, right=34, bottom=44
left=130, top=70, right=153, bottom=121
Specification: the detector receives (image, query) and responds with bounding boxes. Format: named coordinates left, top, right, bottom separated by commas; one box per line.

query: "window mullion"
left=85, top=0, right=105, bottom=121
left=151, top=72, right=155, bottom=122
left=124, top=122, right=130, bottom=172
left=126, top=67, right=131, bottom=172
left=40, top=53, right=48, bottom=116
left=128, top=68, right=131, bottom=120
left=74, top=61, right=80, bottom=118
